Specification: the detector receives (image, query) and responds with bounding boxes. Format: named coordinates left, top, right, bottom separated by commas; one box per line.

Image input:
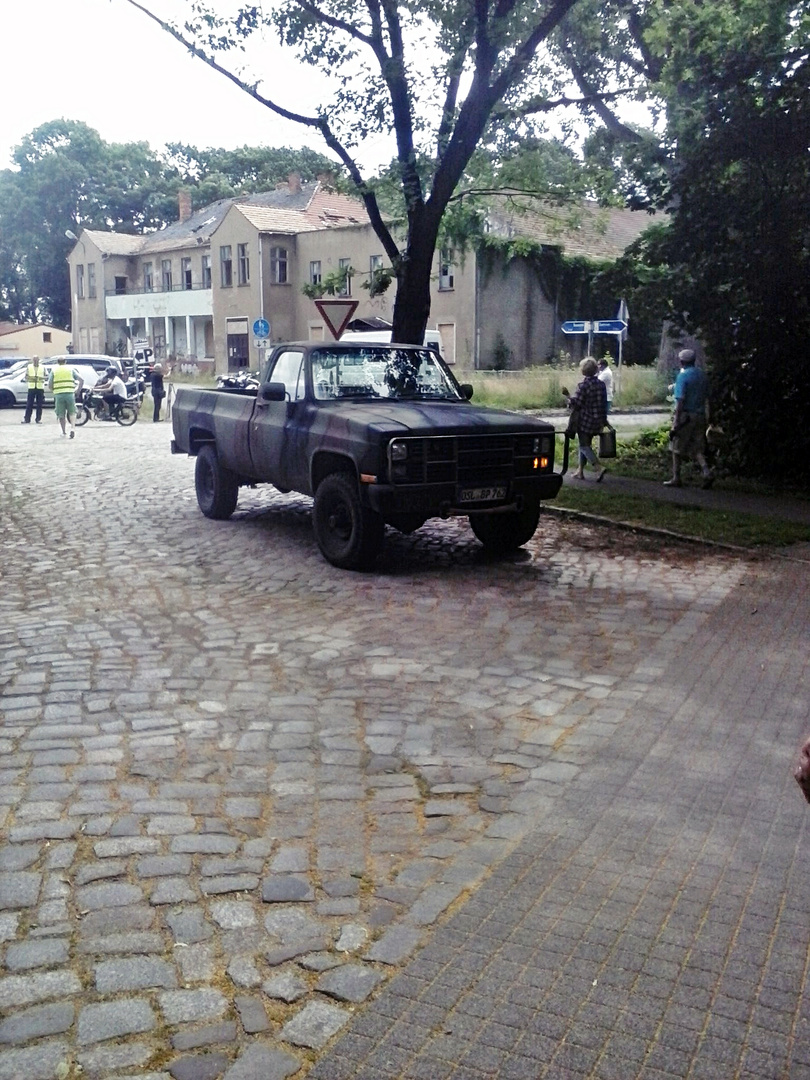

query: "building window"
left=43, top=332, right=51, bottom=343
left=87, top=263, right=97, bottom=299
left=237, top=243, right=250, bottom=286
left=370, top=254, right=384, bottom=275
left=220, top=246, right=233, bottom=288
left=76, top=264, right=84, bottom=298
left=338, top=258, right=352, bottom=296
left=439, top=248, right=455, bottom=290
left=270, top=247, right=288, bottom=284
left=143, top=262, right=153, bottom=292
left=162, top=259, right=173, bottom=291
left=181, top=258, right=192, bottom=290
left=309, top=260, right=322, bottom=286
left=202, top=255, right=211, bottom=288
left=115, top=276, right=127, bottom=295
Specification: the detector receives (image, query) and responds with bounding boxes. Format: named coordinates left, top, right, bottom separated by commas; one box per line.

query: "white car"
left=0, top=362, right=101, bottom=408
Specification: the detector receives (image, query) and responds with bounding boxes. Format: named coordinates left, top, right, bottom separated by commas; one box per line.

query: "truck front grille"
left=389, top=433, right=553, bottom=486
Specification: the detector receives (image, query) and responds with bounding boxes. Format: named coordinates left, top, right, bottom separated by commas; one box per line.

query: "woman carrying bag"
left=562, top=357, right=609, bottom=481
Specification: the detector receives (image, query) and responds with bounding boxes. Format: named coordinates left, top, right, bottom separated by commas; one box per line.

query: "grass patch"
left=551, top=486, right=810, bottom=547
left=468, top=365, right=667, bottom=411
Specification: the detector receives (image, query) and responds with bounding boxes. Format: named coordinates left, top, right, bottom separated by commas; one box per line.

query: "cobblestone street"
left=0, top=407, right=772, bottom=1079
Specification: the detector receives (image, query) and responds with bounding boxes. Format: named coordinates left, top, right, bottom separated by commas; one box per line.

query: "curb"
left=538, top=502, right=760, bottom=556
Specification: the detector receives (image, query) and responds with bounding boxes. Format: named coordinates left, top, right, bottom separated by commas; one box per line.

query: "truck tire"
left=469, top=498, right=541, bottom=553
left=195, top=444, right=239, bottom=520
left=313, top=473, right=384, bottom=571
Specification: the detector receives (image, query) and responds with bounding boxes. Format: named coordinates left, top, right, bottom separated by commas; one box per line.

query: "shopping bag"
left=598, top=424, right=617, bottom=458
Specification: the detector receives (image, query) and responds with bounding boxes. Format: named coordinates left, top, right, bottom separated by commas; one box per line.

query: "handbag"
left=598, top=423, right=617, bottom=458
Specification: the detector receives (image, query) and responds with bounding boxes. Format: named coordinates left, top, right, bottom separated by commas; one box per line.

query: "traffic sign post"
left=252, top=318, right=270, bottom=339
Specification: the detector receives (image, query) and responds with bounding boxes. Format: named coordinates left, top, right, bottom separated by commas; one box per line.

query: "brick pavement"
left=310, top=555, right=810, bottom=1079
left=0, top=410, right=782, bottom=1078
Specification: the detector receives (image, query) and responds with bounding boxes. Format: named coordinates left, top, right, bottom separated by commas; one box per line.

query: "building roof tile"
left=486, top=199, right=655, bottom=260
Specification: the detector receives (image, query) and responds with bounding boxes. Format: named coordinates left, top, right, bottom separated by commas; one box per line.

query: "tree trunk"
left=390, top=213, right=441, bottom=345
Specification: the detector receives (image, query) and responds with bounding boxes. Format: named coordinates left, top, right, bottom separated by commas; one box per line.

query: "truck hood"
left=323, top=399, right=555, bottom=438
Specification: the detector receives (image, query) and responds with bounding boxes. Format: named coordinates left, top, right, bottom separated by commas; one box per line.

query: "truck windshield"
left=312, top=347, right=462, bottom=401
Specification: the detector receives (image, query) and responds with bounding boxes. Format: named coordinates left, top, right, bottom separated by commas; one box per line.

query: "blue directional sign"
left=252, top=318, right=270, bottom=338
left=594, top=319, right=627, bottom=334
left=561, top=321, right=590, bottom=334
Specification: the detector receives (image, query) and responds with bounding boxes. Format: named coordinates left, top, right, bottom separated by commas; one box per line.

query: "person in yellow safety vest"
left=47, top=356, right=84, bottom=439
left=22, top=356, right=46, bottom=424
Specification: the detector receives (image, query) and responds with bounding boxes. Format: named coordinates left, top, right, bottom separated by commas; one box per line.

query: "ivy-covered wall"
left=476, top=234, right=632, bottom=369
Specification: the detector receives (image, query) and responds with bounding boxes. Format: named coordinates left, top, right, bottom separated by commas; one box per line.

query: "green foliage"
left=648, top=0, right=810, bottom=481
left=362, top=268, right=394, bottom=298
left=301, top=266, right=353, bottom=300
left=0, top=120, right=176, bottom=326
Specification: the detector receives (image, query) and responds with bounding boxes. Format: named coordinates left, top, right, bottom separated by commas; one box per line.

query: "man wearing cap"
left=665, top=348, right=713, bottom=488
left=47, top=356, right=83, bottom=439
left=22, top=356, right=45, bottom=424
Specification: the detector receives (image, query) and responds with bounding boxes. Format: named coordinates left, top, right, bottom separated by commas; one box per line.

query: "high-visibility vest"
left=51, top=366, right=75, bottom=394
left=27, top=364, right=45, bottom=390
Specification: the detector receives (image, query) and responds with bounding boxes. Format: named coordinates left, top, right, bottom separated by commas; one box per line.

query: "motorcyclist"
left=95, top=366, right=129, bottom=419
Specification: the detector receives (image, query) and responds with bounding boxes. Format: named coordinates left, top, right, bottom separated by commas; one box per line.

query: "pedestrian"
left=562, top=357, right=608, bottom=481
left=597, top=357, right=614, bottom=413
left=21, top=356, right=45, bottom=424
left=151, top=362, right=167, bottom=422
left=47, top=356, right=83, bottom=439
left=665, top=348, right=713, bottom=488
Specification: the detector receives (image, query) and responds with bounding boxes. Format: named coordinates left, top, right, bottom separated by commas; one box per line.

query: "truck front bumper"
left=365, top=474, right=563, bottom=519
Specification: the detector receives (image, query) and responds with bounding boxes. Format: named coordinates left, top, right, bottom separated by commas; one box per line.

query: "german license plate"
left=459, top=486, right=507, bottom=503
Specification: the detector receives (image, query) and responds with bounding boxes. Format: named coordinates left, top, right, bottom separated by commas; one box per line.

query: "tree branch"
left=288, top=0, right=373, bottom=47
left=121, top=0, right=324, bottom=128
left=563, top=49, right=645, bottom=142
left=491, top=0, right=582, bottom=102
left=120, top=0, right=401, bottom=266
left=493, top=86, right=635, bottom=121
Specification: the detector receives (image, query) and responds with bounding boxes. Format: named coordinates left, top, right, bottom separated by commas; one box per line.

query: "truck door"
left=249, top=349, right=309, bottom=491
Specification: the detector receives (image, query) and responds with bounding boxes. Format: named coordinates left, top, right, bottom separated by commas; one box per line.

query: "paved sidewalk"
left=311, top=557, right=810, bottom=1079
left=560, top=471, right=810, bottom=527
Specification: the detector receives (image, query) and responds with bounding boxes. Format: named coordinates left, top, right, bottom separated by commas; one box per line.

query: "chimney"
left=316, top=171, right=335, bottom=190
left=288, top=172, right=302, bottom=195
left=178, top=189, right=192, bottom=223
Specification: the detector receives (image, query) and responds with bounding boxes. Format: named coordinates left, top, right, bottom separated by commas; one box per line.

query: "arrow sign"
left=561, top=321, right=591, bottom=334
left=314, top=299, right=359, bottom=340
left=594, top=320, right=627, bottom=334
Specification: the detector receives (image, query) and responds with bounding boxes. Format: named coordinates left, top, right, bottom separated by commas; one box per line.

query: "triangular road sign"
left=314, top=299, right=359, bottom=340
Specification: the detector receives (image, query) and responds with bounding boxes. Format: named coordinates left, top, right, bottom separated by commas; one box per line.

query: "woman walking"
left=563, top=357, right=608, bottom=481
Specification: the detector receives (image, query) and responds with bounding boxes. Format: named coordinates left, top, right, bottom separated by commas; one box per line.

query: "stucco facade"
left=0, top=322, right=72, bottom=358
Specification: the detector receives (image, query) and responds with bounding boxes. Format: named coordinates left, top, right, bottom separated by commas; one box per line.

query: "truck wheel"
left=469, top=498, right=541, bottom=553
left=313, top=473, right=384, bottom=570
left=195, top=444, right=239, bottom=520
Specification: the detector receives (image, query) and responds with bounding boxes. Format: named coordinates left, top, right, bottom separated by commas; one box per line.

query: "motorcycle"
left=75, top=386, right=138, bottom=427
left=216, top=371, right=260, bottom=392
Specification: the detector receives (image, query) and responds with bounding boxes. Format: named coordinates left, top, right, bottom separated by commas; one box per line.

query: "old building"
left=66, top=177, right=652, bottom=373
left=0, top=321, right=72, bottom=359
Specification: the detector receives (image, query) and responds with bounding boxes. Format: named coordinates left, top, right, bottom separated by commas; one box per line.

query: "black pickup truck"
left=171, top=341, right=566, bottom=570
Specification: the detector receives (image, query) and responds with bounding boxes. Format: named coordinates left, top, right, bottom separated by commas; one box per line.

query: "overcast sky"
left=2, top=0, right=395, bottom=171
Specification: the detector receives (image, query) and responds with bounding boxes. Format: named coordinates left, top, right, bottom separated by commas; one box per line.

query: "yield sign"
left=314, top=299, right=359, bottom=339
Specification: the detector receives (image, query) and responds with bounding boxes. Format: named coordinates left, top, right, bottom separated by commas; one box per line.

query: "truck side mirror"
left=459, top=383, right=474, bottom=400
left=260, top=382, right=287, bottom=401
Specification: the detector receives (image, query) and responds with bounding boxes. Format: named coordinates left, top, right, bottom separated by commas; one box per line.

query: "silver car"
left=0, top=362, right=101, bottom=408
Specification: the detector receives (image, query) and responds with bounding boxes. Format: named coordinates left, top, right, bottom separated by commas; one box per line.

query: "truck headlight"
left=390, top=441, right=408, bottom=461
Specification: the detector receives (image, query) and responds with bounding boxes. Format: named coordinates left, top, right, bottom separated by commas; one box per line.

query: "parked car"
left=0, top=357, right=26, bottom=373
left=49, top=354, right=125, bottom=375
left=0, top=362, right=101, bottom=408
